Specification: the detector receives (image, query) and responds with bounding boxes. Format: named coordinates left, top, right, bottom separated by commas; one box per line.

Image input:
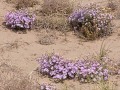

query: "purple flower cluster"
left=40, top=83, right=56, bottom=90
left=69, top=4, right=113, bottom=38
left=76, top=60, right=108, bottom=82
left=5, top=10, right=35, bottom=29
left=37, top=54, right=109, bottom=82
left=101, top=57, right=120, bottom=75
left=38, top=54, right=78, bottom=80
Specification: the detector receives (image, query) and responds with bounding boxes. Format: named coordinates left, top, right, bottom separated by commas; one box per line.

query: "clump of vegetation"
left=101, top=57, right=120, bottom=75
left=5, top=10, right=35, bottom=30
left=38, top=54, right=78, bottom=81
left=69, top=4, right=113, bottom=40
left=40, top=83, right=56, bottom=90
left=5, top=0, right=15, bottom=3
left=42, top=0, right=73, bottom=15
left=35, top=15, right=69, bottom=31
left=0, top=63, right=58, bottom=90
left=37, top=30, right=57, bottom=45
left=35, top=0, right=73, bottom=32
left=0, top=63, right=39, bottom=90
left=37, top=53, right=109, bottom=83
left=116, top=0, right=120, bottom=19
left=39, top=35, right=55, bottom=45
left=15, top=0, right=38, bottom=9
left=6, top=0, right=38, bottom=9
left=107, top=0, right=118, bottom=11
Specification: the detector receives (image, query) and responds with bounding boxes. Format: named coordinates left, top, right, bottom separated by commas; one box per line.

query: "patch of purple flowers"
left=5, top=10, right=35, bottom=29
left=37, top=54, right=109, bottom=83
left=38, top=54, right=78, bottom=80
left=40, top=83, right=56, bottom=90
left=69, top=4, right=113, bottom=39
left=76, top=60, right=108, bottom=82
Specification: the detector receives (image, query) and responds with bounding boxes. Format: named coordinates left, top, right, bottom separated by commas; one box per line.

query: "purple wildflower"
left=5, top=10, right=35, bottom=29
left=38, top=54, right=109, bottom=82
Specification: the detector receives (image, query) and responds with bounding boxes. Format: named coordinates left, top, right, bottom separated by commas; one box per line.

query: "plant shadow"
left=2, top=22, right=29, bottom=34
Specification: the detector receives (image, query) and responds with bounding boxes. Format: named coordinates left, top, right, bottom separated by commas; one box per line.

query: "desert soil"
left=0, top=0, right=120, bottom=90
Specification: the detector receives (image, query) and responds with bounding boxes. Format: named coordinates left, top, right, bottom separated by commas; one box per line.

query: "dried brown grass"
left=42, top=0, right=73, bottom=15
left=35, top=15, right=70, bottom=32
left=0, top=63, right=39, bottom=90
left=6, top=0, right=38, bottom=9
left=37, top=29, right=58, bottom=45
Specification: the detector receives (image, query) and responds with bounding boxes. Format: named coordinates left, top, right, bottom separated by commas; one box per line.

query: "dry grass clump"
left=37, top=30, right=58, bottom=45
left=42, top=0, right=73, bottom=15
left=35, top=15, right=70, bottom=32
left=6, top=0, right=38, bottom=9
left=5, top=0, right=16, bottom=3
left=15, top=0, right=38, bottom=9
left=0, top=63, right=39, bottom=90
left=34, top=0, right=73, bottom=32
left=39, top=35, right=55, bottom=45
left=115, top=0, right=120, bottom=19
left=107, top=0, right=120, bottom=19
left=107, top=0, right=118, bottom=11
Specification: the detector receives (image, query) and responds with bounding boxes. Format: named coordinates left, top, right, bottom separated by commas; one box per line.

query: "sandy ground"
left=0, top=0, right=120, bottom=90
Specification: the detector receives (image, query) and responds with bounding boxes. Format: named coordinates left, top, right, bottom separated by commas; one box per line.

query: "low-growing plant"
left=35, top=15, right=69, bottom=32
left=98, top=41, right=110, bottom=61
left=6, top=0, right=38, bottom=9
left=39, top=35, right=55, bottom=45
left=40, top=83, right=56, bottom=90
left=5, top=0, right=16, bottom=3
left=35, top=0, right=72, bottom=32
left=99, top=81, right=117, bottom=90
left=116, top=0, right=120, bottom=19
left=37, top=30, right=58, bottom=45
left=37, top=54, right=78, bottom=81
left=42, top=0, right=73, bottom=15
left=37, top=53, right=109, bottom=83
left=76, top=60, right=109, bottom=83
left=15, top=0, right=38, bottom=9
left=5, top=10, right=35, bottom=30
left=101, top=57, right=120, bottom=75
left=0, top=63, right=39, bottom=90
left=107, top=0, right=118, bottom=11
left=69, top=4, right=113, bottom=40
